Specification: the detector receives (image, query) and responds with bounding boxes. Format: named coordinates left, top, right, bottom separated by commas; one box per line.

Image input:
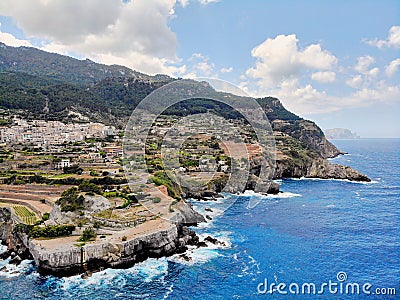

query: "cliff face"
left=274, top=158, right=370, bottom=181
left=29, top=223, right=197, bottom=276
left=292, top=120, right=343, bottom=159
left=0, top=202, right=203, bottom=276
left=0, top=208, right=32, bottom=262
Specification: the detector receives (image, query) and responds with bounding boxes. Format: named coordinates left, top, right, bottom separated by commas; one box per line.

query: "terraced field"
left=0, top=202, right=38, bottom=224
left=0, top=184, right=69, bottom=216
left=13, top=205, right=37, bottom=224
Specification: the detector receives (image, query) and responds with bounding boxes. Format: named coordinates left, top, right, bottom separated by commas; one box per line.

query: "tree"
left=78, top=227, right=97, bottom=242
left=63, top=164, right=83, bottom=175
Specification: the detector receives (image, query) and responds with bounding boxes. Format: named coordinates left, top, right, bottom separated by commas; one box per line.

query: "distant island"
left=325, top=128, right=360, bottom=140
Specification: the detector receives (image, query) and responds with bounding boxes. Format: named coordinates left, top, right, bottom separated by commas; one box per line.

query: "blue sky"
left=0, top=0, right=399, bottom=137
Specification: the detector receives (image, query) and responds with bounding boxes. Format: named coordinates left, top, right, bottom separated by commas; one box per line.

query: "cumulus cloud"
left=246, top=34, right=337, bottom=88
left=182, top=53, right=216, bottom=77
left=0, top=0, right=123, bottom=44
left=354, top=55, right=379, bottom=76
left=344, top=55, right=380, bottom=89
left=220, top=67, right=233, bottom=73
left=364, top=25, right=400, bottom=48
left=355, top=55, right=374, bottom=73
left=385, top=58, right=400, bottom=77
left=242, top=34, right=399, bottom=116
left=346, top=75, right=363, bottom=89
left=311, top=71, right=336, bottom=83
left=0, top=0, right=183, bottom=75
left=0, top=28, right=32, bottom=47
left=243, top=76, right=400, bottom=116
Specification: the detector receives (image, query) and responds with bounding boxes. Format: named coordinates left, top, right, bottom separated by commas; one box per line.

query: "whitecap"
left=170, top=232, right=231, bottom=266
left=237, top=253, right=261, bottom=277
left=170, top=246, right=223, bottom=266
left=0, top=259, right=34, bottom=278
left=163, top=284, right=174, bottom=299
left=240, top=190, right=301, bottom=199
left=136, top=257, right=169, bottom=282
left=58, top=258, right=168, bottom=291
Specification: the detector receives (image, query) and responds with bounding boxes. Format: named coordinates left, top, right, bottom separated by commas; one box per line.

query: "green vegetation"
left=149, top=171, right=181, bottom=199
left=14, top=223, right=75, bottom=238
left=78, top=227, right=97, bottom=242
left=169, top=200, right=179, bottom=212
left=0, top=45, right=301, bottom=125
left=152, top=197, right=161, bottom=203
left=78, top=180, right=102, bottom=195
left=12, top=205, right=37, bottom=225
left=55, top=187, right=85, bottom=212
left=63, top=164, right=83, bottom=175
left=42, top=212, right=50, bottom=221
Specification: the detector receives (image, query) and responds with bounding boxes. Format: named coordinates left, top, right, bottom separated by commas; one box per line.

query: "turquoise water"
left=0, top=139, right=399, bottom=299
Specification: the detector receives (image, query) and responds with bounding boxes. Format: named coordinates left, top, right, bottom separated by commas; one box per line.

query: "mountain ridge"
left=0, top=42, right=369, bottom=184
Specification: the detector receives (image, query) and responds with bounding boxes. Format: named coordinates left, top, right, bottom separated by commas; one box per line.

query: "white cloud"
left=198, top=0, right=220, bottom=4
left=355, top=55, right=373, bottom=73
left=311, top=71, right=336, bottom=83
left=177, top=0, right=219, bottom=7
left=0, top=0, right=183, bottom=75
left=246, top=78, right=400, bottom=116
left=242, top=34, right=399, bottom=116
left=178, top=0, right=190, bottom=7
left=385, top=58, right=400, bottom=77
left=0, top=29, right=32, bottom=47
left=354, top=55, right=379, bottom=76
left=346, top=75, right=363, bottom=88
left=220, top=67, right=233, bottom=73
left=364, top=25, right=400, bottom=48
left=246, top=34, right=337, bottom=88
left=183, top=52, right=216, bottom=77
left=0, top=0, right=124, bottom=44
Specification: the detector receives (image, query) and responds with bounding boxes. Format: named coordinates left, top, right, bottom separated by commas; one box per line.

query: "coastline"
left=0, top=201, right=205, bottom=277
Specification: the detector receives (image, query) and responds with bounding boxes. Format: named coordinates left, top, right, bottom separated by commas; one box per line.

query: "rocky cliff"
left=0, top=201, right=204, bottom=276
left=274, top=158, right=370, bottom=181
left=28, top=223, right=197, bottom=276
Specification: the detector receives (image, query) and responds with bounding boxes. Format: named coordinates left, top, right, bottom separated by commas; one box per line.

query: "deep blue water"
left=0, top=139, right=399, bottom=299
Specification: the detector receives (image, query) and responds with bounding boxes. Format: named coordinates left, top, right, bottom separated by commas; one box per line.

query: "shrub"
left=78, top=227, right=97, bottom=242
left=42, top=212, right=50, bottom=221
left=152, top=197, right=161, bottom=203
left=89, top=170, right=99, bottom=176
left=149, top=171, right=181, bottom=199
left=93, top=220, right=102, bottom=229
left=63, top=164, right=83, bottom=175
left=56, top=187, right=85, bottom=212
left=121, top=236, right=127, bottom=241
left=17, top=224, right=76, bottom=238
left=79, top=180, right=102, bottom=195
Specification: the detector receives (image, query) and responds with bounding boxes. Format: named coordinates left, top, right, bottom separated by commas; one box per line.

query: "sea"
left=0, top=138, right=399, bottom=299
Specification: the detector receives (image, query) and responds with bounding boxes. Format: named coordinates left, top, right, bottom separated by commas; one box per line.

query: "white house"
left=55, top=159, right=71, bottom=169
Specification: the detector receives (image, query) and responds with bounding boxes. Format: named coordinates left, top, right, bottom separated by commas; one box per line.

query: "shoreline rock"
left=0, top=202, right=205, bottom=277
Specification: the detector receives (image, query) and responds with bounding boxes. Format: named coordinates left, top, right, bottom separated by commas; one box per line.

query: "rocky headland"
left=0, top=201, right=205, bottom=276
